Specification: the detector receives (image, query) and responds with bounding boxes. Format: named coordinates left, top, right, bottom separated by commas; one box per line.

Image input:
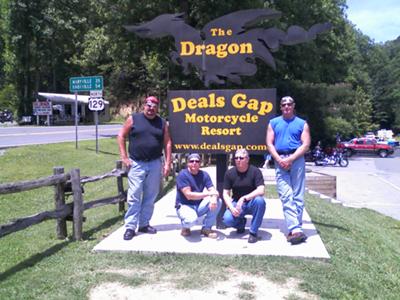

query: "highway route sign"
left=69, top=76, right=103, bottom=92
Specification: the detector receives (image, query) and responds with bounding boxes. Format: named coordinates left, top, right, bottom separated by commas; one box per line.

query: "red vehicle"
left=337, top=137, right=394, bottom=158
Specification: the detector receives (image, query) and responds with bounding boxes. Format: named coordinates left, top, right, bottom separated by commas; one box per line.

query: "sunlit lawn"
left=0, top=139, right=399, bottom=299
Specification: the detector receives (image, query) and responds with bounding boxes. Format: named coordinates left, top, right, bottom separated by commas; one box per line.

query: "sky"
left=345, top=0, right=400, bottom=43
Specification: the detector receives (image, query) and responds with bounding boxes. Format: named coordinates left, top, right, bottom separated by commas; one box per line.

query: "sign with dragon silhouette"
left=125, top=8, right=331, bottom=87
left=125, top=9, right=331, bottom=154
left=167, top=88, right=275, bottom=154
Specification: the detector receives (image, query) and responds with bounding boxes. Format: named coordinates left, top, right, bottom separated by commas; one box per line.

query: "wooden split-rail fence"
left=0, top=161, right=127, bottom=241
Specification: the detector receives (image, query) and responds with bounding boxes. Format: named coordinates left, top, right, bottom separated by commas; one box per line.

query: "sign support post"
left=216, top=154, right=228, bottom=229
left=74, top=92, right=78, bottom=149
left=36, top=98, right=40, bottom=126
left=89, top=90, right=104, bottom=154
left=94, top=111, right=99, bottom=153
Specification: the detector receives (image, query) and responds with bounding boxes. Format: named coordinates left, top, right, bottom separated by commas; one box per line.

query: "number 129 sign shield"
left=88, top=98, right=105, bottom=111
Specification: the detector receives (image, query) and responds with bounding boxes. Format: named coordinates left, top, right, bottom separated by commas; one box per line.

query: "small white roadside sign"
left=89, top=90, right=104, bottom=111
left=88, top=98, right=105, bottom=111
left=90, top=90, right=103, bottom=98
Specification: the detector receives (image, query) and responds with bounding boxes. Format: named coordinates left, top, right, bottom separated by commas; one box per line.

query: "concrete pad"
left=93, top=167, right=330, bottom=259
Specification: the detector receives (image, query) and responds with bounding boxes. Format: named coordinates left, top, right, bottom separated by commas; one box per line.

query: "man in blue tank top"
left=266, top=96, right=311, bottom=245
left=117, top=96, right=172, bottom=240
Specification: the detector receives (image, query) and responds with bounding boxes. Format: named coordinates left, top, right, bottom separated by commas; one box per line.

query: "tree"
left=351, top=86, right=375, bottom=136
left=0, top=0, right=6, bottom=88
left=0, top=83, right=17, bottom=110
left=6, top=0, right=91, bottom=117
left=373, top=38, right=400, bottom=132
left=1, top=0, right=397, bottom=134
left=325, top=116, right=353, bottom=141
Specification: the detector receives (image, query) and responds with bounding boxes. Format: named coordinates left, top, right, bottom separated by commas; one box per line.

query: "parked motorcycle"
left=313, top=148, right=349, bottom=167
left=0, top=109, right=14, bottom=123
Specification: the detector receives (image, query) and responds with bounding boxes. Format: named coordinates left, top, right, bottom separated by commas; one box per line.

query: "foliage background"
left=1, top=0, right=400, bottom=144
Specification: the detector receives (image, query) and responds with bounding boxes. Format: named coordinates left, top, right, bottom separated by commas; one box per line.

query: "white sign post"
left=89, top=90, right=104, bottom=153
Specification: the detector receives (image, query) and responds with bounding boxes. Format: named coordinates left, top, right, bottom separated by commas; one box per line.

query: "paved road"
left=306, top=149, right=400, bottom=221
left=0, top=124, right=121, bottom=148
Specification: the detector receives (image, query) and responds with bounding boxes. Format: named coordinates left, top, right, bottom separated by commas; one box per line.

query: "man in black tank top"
left=117, top=96, right=172, bottom=240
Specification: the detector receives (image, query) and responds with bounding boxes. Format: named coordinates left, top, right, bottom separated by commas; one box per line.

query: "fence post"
left=71, top=168, right=83, bottom=240
left=116, top=160, right=125, bottom=212
left=54, top=166, right=67, bottom=239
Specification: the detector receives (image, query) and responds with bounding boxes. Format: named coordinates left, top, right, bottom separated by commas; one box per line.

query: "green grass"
left=1, top=139, right=400, bottom=299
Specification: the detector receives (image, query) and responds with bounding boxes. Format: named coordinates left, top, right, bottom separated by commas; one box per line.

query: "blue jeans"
left=176, top=197, right=222, bottom=229
left=275, top=155, right=305, bottom=233
left=222, top=196, right=266, bottom=235
left=124, top=158, right=162, bottom=230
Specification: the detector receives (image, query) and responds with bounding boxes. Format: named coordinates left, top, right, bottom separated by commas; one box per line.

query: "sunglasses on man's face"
left=234, top=156, right=246, bottom=160
left=281, top=103, right=293, bottom=107
left=189, top=160, right=200, bottom=163
left=145, top=102, right=158, bottom=108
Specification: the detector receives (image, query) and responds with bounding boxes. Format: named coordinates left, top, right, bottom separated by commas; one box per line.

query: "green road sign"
left=69, top=76, right=103, bottom=92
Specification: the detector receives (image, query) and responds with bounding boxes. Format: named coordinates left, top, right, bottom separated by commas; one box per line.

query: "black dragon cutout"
left=125, top=9, right=331, bottom=86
